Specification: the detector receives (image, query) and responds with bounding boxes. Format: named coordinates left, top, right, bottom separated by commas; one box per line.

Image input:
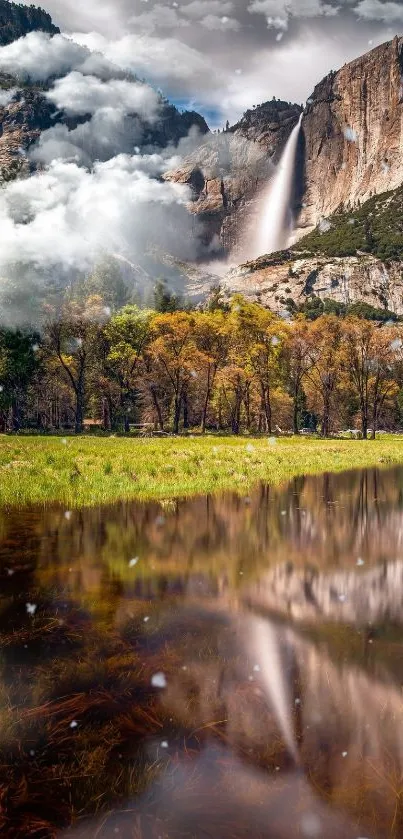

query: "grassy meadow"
left=0, top=434, right=403, bottom=507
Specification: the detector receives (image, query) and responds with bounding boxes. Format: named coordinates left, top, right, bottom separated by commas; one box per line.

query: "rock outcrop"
left=0, top=81, right=209, bottom=183
left=0, top=0, right=59, bottom=45
left=165, top=100, right=302, bottom=254
left=220, top=251, right=403, bottom=315
left=167, top=37, right=403, bottom=256
left=298, top=36, right=403, bottom=235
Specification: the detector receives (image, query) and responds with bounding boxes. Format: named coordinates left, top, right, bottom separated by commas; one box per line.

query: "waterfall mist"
left=249, top=114, right=303, bottom=261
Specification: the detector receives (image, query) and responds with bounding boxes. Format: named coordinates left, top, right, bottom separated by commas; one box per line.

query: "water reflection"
left=1, top=468, right=403, bottom=837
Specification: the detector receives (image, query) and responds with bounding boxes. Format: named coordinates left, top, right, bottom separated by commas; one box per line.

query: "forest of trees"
left=2, top=278, right=403, bottom=440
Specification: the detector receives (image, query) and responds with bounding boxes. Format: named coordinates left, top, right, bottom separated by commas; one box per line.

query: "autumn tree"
left=104, top=305, right=153, bottom=431
left=193, top=310, right=228, bottom=433
left=284, top=318, right=314, bottom=434
left=148, top=312, right=204, bottom=433
left=45, top=297, right=105, bottom=433
left=304, top=315, right=344, bottom=437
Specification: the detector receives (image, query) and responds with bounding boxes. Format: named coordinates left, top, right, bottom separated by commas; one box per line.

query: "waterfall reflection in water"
left=1, top=467, right=403, bottom=837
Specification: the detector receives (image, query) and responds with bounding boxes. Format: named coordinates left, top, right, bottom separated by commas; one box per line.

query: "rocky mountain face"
left=220, top=251, right=403, bottom=315
left=0, top=83, right=209, bottom=184
left=165, top=100, right=302, bottom=254
left=298, top=36, right=403, bottom=236
left=0, top=0, right=58, bottom=45
left=167, top=36, right=403, bottom=259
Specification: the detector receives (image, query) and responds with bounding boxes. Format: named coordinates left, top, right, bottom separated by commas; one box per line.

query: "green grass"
left=1, top=434, right=403, bottom=507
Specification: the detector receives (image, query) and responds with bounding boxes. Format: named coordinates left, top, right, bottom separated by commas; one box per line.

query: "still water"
left=1, top=468, right=403, bottom=838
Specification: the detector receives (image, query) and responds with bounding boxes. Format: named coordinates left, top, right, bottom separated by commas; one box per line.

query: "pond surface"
left=1, top=467, right=403, bottom=838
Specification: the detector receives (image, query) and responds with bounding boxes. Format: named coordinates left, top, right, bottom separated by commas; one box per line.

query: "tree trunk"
left=201, top=366, right=211, bottom=434
left=183, top=389, right=189, bottom=430
left=261, top=384, right=272, bottom=435
left=293, top=384, right=300, bottom=435
left=150, top=385, right=164, bottom=431
left=361, top=404, right=368, bottom=440
left=173, top=394, right=182, bottom=434
left=11, top=396, right=20, bottom=432
left=75, top=388, right=84, bottom=434
left=103, top=398, right=111, bottom=431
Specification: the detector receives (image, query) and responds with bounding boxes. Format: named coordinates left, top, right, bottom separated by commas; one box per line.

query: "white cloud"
left=0, top=88, right=17, bottom=107
left=46, top=72, right=160, bottom=119
left=0, top=154, right=198, bottom=276
left=201, top=14, right=241, bottom=30
left=354, top=0, right=403, bottom=23
left=181, top=0, right=235, bottom=18
left=0, top=32, right=122, bottom=82
left=248, top=0, right=339, bottom=29
left=128, top=5, right=190, bottom=33
left=72, top=31, right=217, bottom=94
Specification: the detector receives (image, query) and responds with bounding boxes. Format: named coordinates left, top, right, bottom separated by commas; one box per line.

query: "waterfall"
left=251, top=113, right=303, bottom=260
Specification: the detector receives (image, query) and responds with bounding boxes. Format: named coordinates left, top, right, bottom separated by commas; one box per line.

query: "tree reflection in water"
left=0, top=467, right=403, bottom=837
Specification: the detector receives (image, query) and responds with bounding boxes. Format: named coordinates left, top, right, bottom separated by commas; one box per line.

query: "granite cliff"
left=167, top=36, right=403, bottom=257
left=164, top=100, right=302, bottom=254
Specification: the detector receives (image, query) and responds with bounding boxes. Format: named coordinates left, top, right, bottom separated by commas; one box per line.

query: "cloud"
left=354, top=0, right=403, bottom=24
left=0, top=88, right=17, bottom=107
left=181, top=0, right=235, bottom=18
left=46, top=72, right=160, bottom=119
left=248, top=0, right=339, bottom=29
left=0, top=31, right=124, bottom=82
left=128, top=5, right=190, bottom=33
left=0, top=154, right=200, bottom=279
left=201, top=15, right=241, bottom=30
left=72, top=31, right=217, bottom=94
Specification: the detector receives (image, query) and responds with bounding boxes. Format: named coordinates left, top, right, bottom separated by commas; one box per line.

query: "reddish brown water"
left=1, top=467, right=403, bottom=838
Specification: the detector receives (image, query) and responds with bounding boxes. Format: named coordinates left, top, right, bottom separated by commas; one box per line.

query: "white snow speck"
left=70, top=721, right=78, bottom=729
left=151, top=672, right=167, bottom=689
left=30, top=750, right=35, bottom=756
left=295, top=698, right=301, bottom=705
left=161, top=740, right=169, bottom=749
left=344, top=126, right=358, bottom=143
left=339, top=594, right=346, bottom=602
left=342, top=751, right=348, bottom=757
left=26, top=603, right=37, bottom=616
left=319, top=218, right=332, bottom=233
left=357, top=558, right=365, bottom=566
left=253, top=664, right=261, bottom=672
left=61, top=438, right=67, bottom=445
left=246, top=444, right=254, bottom=453
left=129, top=557, right=139, bottom=568
left=144, top=616, right=150, bottom=623
left=65, top=511, right=72, bottom=520
left=6, top=568, right=14, bottom=577
left=301, top=813, right=322, bottom=837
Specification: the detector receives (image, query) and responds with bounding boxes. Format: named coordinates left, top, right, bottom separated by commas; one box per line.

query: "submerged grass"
left=1, top=434, right=403, bottom=507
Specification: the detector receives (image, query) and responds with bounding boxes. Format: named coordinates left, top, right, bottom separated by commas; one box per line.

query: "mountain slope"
left=298, top=36, right=403, bottom=236
left=165, top=99, right=302, bottom=254
left=220, top=185, right=403, bottom=316
left=0, top=0, right=59, bottom=44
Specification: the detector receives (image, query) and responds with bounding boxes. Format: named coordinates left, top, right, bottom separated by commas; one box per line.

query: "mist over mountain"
left=0, top=1, right=402, bottom=320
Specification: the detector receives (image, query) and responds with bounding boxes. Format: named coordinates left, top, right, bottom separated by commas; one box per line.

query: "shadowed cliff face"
left=164, top=100, right=302, bottom=254
left=297, top=36, right=403, bottom=235
left=0, top=0, right=59, bottom=45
